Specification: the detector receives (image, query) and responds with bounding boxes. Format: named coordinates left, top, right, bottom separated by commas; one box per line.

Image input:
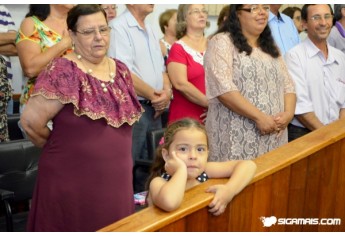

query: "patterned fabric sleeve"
left=204, top=33, right=239, bottom=100
left=32, top=57, right=143, bottom=128
left=277, top=56, right=296, bottom=94
left=31, top=58, right=78, bottom=103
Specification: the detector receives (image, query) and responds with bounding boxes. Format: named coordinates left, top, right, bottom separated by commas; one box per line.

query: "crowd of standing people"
left=0, top=3, right=344, bottom=232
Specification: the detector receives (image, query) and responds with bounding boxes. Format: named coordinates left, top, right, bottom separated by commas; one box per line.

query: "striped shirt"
left=0, top=5, right=16, bottom=80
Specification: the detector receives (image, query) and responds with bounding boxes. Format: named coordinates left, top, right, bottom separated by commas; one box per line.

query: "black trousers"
left=288, top=124, right=311, bottom=142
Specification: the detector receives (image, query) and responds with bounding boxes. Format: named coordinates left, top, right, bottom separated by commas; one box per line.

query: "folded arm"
left=20, top=95, right=63, bottom=147
left=0, top=31, right=17, bottom=56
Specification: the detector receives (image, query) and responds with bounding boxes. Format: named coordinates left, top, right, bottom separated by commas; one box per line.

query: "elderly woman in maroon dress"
left=20, top=5, right=143, bottom=231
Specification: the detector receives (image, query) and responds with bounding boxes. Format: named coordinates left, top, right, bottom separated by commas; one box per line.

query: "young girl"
left=146, top=118, right=257, bottom=216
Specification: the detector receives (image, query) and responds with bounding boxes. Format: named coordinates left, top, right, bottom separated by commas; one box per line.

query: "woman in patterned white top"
left=158, top=8, right=177, bottom=66
left=167, top=4, right=209, bottom=124
left=204, top=4, right=296, bottom=161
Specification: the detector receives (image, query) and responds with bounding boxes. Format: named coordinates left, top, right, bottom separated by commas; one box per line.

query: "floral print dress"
left=15, top=16, right=72, bottom=105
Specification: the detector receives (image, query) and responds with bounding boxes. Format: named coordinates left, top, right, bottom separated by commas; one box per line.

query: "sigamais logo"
left=260, top=216, right=277, bottom=227
left=260, top=216, right=341, bottom=227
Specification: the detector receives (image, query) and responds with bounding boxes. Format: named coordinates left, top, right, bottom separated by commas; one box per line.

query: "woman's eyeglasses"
left=188, top=9, right=208, bottom=16
left=75, top=26, right=111, bottom=37
left=102, top=5, right=117, bottom=11
left=237, top=5, right=270, bottom=14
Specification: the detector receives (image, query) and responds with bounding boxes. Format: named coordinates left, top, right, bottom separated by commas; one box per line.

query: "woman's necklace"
left=76, top=54, right=115, bottom=93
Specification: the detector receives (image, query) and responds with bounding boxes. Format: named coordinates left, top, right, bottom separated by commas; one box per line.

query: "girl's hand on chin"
left=164, top=151, right=186, bottom=176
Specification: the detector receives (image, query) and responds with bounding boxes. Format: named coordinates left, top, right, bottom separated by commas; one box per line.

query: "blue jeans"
left=132, top=104, right=162, bottom=162
left=6, top=98, right=13, bottom=115
left=132, top=104, right=162, bottom=192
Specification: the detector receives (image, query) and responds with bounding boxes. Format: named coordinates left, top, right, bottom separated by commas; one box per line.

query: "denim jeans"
left=132, top=104, right=162, bottom=161
left=132, top=104, right=162, bottom=192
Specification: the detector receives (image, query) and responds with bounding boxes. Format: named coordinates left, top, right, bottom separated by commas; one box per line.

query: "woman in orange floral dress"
left=16, top=4, right=74, bottom=109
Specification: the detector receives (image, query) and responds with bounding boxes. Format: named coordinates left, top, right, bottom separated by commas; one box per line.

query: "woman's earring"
left=72, top=42, right=75, bottom=50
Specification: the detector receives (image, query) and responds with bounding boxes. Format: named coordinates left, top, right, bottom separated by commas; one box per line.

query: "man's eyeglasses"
left=310, top=14, right=333, bottom=23
left=237, top=5, right=270, bottom=14
left=188, top=9, right=208, bottom=16
left=75, top=26, right=111, bottom=37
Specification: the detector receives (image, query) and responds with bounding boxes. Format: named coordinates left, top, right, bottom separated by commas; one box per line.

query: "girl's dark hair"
left=67, top=4, right=107, bottom=32
left=26, top=4, right=50, bottom=21
left=144, top=118, right=208, bottom=192
left=282, top=6, right=301, bottom=19
left=217, top=4, right=280, bottom=58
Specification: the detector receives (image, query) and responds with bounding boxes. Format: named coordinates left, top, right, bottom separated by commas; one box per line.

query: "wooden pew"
left=99, top=119, right=345, bottom=232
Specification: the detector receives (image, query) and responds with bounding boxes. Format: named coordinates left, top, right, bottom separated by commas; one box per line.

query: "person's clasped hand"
left=274, top=111, right=293, bottom=138
left=151, top=89, right=170, bottom=119
left=200, top=109, right=208, bottom=124
left=255, top=113, right=278, bottom=135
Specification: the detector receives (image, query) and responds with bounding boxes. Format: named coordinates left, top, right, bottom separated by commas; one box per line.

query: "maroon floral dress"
left=27, top=57, right=143, bottom=232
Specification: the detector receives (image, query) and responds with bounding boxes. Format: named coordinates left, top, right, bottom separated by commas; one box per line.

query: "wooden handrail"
left=99, top=119, right=345, bottom=232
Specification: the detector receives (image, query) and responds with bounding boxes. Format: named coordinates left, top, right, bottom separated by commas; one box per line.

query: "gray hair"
left=334, top=4, right=345, bottom=21
left=176, top=4, right=210, bottom=39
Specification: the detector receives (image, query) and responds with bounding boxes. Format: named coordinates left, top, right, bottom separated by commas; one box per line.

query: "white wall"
left=4, top=4, right=218, bottom=93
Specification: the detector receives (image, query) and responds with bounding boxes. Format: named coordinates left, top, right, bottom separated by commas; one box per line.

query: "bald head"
left=270, top=4, right=282, bottom=15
